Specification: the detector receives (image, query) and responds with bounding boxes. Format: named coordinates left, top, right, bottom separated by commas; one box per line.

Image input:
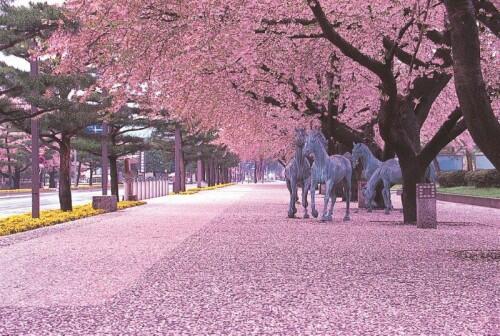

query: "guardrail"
left=124, top=176, right=169, bottom=201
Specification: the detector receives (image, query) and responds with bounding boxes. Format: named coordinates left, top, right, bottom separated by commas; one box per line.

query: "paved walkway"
left=0, top=184, right=498, bottom=335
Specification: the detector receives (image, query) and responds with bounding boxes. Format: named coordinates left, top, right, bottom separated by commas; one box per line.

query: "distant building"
left=474, top=154, right=495, bottom=170
left=436, top=151, right=494, bottom=171
left=436, top=154, right=465, bottom=171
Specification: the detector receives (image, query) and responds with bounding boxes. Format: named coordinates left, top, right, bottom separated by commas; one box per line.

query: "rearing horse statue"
left=303, top=130, right=352, bottom=222
left=285, top=128, right=311, bottom=218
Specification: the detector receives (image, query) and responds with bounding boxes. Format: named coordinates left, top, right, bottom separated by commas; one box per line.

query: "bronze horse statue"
left=303, top=130, right=352, bottom=222
left=285, top=128, right=311, bottom=218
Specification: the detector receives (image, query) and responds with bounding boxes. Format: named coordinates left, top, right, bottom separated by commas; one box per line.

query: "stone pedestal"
left=92, top=195, right=117, bottom=212
left=416, top=183, right=437, bottom=229
left=358, top=181, right=367, bottom=208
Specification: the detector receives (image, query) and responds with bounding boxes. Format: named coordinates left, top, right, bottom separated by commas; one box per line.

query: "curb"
left=436, top=193, right=500, bottom=209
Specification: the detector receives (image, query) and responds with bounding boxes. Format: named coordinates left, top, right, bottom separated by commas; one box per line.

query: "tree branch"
left=306, top=0, right=386, bottom=79
left=474, top=0, right=500, bottom=37
left=382, top=37, right=428, bottom=69
left=418, top=107, right=466, bottom=167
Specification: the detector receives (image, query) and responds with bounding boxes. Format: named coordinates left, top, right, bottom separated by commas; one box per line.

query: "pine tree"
left=75, top=106, right=154, bottom=201
left=0, top=2, right=69, bottom=124
left=0, top=2, right=104, bottom=210
left=0, top=123, right=30, bottom=188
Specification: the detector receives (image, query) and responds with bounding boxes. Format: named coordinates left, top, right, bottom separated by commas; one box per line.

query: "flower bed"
left=117, top=200, right=146, bottom=209
left=174, top=183, right=235, bottom=195
left=0, top=201, right=146, bottom=237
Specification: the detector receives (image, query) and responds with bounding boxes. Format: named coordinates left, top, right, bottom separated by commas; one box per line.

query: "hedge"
left=465, top=169, right=500, bottom=188
left=438, top=169, right=500, bottom=188
left=437, top=171, right=467, bottom=187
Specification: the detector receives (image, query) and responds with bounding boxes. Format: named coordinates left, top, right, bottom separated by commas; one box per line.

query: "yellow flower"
left=0, top=201, right=145, bottom=237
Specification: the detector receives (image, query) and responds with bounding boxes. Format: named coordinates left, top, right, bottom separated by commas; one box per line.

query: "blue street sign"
left=85, top=124, right=104, bottom=135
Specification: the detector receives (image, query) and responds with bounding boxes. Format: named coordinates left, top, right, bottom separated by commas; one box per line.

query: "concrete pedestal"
left=416, top=183, right=437, bottom=229
left=92, top=196, right=117, bottom=212
left=358, top=181, right=367, bottom=208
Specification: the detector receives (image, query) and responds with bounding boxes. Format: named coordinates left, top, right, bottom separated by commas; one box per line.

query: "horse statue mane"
left=307, top=129, right=328, bottom=150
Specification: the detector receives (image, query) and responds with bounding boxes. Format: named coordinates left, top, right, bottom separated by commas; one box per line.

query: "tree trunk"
left=215, top=163, right=220, bottom=184
left=5, top=135, right=14, bottom=189
left=197, top=158, right=203, bottom=188
left=201, top=160, right=205, bottom=183
left=12, top=167, right=20, bottom=189
left=253, top=161, right=258, bottom=184
left=205, top=160, right=210, bottom=186
left=210, top=160, right=216, bottom=186
left=465, top=150, right=474, bottom=171
left=41, top=169, right=46, bottom=187
left=75, top=161, right=82, bottom=187
left=400, top=162, right=418, bottom=224
left=180, top=150, right=186, bottom=192
left=89, top=162, right=94, bottom=186
left=445, top=0, right=500, bottom=170
left=109, top=156, right=119, bottom=201
left=59, top=136, right=73, bottom=211
left=49, top=167, right=57, bottom=188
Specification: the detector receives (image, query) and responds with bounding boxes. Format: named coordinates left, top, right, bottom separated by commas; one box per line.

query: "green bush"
left=464, top=169, right=500, bottom=188
left=437, top=171, right=467, bottom=187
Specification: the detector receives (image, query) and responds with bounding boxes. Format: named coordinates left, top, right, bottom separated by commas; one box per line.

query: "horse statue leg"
left=327, top=183, right=336, bottom=221
left=321, top=181, right=333, bottom=222
left=310, top=177, right=319, bottom=218
left=287, top=177, right=297, bottom=218
left=343, top=173, right=351, bottom=221
left=382, top=178, right=391, bottom=215
left=302, top=176, right=310, bottom=219
left=363, top=186, right=374, bottom=213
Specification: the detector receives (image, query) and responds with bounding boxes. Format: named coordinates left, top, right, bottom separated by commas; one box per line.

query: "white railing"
left=124, top=176, right=169, bottom=201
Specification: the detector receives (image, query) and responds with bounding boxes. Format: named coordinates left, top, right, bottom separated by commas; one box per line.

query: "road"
left=0, top=183, right=203, bottom=218
left=0, top=188, right=124, bottom=218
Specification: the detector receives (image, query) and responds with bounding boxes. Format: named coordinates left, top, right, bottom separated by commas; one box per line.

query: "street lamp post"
left=101, top=121, right=109, bottom=195
left=30, top=56, right=40, bottom=218
left=173, top=124, right=182, bottom=193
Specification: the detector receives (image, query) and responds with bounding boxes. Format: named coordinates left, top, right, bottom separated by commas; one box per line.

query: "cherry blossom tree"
left=50, top=0, right=499, bottom=222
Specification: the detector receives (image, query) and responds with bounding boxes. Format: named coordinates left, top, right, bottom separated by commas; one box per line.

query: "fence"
left=124, top=176, right=169, bottom=201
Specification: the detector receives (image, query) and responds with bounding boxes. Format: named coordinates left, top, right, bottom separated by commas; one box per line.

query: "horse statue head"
left=294, top=127, right=307, bottom=148
left=303, top=130, right=328, bottom=158
left=351, top=142, right=366, bottom=168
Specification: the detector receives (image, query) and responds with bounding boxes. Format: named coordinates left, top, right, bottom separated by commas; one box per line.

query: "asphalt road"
left=0, top=188, right=124, bottom=218
left=0, top=183, right=204, bottom=218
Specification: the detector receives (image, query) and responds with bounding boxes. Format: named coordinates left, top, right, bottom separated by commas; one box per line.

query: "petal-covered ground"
left=0, top=184, right=498, bottom=335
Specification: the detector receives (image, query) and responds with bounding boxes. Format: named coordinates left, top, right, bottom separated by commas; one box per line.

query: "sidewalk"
left=0, top=184, right=498, bottom=335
